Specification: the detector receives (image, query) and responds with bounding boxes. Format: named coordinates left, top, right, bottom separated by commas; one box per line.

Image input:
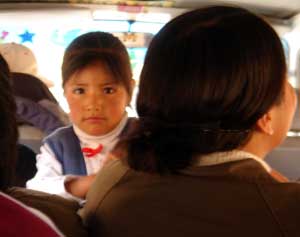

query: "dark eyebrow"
left=73, top=83, right=87, bottom=86
left=101, top=81, right=118, bottom=86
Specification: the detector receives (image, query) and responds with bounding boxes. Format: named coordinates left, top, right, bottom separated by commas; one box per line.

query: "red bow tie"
left=81, top=144, right=103, bottom=158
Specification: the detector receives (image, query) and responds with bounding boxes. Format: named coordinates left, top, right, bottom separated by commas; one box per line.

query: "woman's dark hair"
left=0, top=54, right=18, bottom=190
left=124, top=6, right=286, bottom=173
left=62, top=31, right=133, bottom=97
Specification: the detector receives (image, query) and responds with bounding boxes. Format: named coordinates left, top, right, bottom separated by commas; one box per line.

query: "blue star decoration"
left=19, top=30, right=35, bottom=43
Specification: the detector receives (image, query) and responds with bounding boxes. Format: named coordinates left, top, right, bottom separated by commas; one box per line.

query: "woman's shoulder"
left=79, top=159, right=130, bottom=221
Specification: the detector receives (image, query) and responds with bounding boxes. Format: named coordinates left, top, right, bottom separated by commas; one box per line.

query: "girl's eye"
left=73, top=88, right=85, bottom=94
left=103, top=87, right=115, bottom=94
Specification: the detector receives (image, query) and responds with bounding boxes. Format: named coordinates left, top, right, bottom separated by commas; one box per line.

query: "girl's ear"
left=256, top=111, right=274, bottom=135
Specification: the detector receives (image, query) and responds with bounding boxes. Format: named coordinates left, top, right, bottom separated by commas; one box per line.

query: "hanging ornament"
left=19, top=30, right=35, bottom=43
left=1, top=31, right=9, bottom=40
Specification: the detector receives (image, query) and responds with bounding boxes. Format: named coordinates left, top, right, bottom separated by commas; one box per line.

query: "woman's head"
left=0, top=43, right=53, bottom=87
left=0, top=54, right=18, bottom=189
left=126, top=6, right=295, bottom=173
left=62, top=32, right=134, bottom=135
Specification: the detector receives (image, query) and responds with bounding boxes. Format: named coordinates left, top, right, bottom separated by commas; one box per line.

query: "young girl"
left=27, top=31, right=135, bottom=200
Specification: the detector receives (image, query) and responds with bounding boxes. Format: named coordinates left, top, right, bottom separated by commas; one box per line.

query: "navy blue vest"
left=44, top=126, right=87, bottom=175
left=44, top=118, right=135, bottom=176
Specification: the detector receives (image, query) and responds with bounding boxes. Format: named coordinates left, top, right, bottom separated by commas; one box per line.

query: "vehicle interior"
left=0, top=0, right=300, bottom=179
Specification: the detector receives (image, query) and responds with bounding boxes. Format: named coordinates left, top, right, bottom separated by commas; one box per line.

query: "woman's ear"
left=130, top=79, right=136, bottom=93
left=127, top=79, right=136, bottom=105
left=256, top=111, right=274, bottom=135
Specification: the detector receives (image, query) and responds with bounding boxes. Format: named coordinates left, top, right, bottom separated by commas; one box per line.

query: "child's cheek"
left=68, top=104, right=81, bottom=122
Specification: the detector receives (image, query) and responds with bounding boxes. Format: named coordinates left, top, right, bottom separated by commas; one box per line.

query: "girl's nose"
left=85, top=92, right=102, bottom=111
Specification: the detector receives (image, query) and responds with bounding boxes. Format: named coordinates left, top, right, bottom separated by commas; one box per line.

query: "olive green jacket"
left=80, top=159, right=300, bottom=237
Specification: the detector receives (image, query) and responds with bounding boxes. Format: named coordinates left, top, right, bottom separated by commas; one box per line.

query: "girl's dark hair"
left=124, top=6, right=286, bottom=173
left=62, top=31, right=133, bottom=97
left=0, top=54, right=18, bottom=190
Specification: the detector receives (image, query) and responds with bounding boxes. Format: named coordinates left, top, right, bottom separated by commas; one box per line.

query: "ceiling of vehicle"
left=174, top=0, right=300, bottom=19
left=1, top=0, right=300, bottom=20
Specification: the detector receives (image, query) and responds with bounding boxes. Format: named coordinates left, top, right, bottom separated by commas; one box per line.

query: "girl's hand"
left=102, top=143, right=127, bottom=165
left=65, top=174, right=96, bottom=199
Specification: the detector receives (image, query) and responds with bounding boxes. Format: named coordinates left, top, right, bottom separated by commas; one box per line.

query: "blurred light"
left=135, top=13, right=171, bottom=23
left=94, top=20, right=130, bottom=32
left=130, top=22, right=164, bottom=34
left=287, top=131, right=300, bottom=137
left=92, top=10, right=129, bottom=21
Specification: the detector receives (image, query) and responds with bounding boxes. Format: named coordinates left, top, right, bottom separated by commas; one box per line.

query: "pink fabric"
left=0, top=192, right=61, bottom=236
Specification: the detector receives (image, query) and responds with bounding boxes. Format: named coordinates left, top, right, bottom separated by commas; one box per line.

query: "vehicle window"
left=0, top=10, right=158, bottom=114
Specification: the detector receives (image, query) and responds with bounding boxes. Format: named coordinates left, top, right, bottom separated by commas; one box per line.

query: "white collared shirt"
left=26, top=114, right=128, bottom=200
left=193, top=149, right=271, bottom=173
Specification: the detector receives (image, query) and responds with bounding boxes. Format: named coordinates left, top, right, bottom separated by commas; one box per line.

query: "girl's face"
left=64, top=61, right=130, bottom=136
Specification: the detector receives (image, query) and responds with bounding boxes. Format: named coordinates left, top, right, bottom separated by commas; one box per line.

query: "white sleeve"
left=26, top=144, right=82, bottom=202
